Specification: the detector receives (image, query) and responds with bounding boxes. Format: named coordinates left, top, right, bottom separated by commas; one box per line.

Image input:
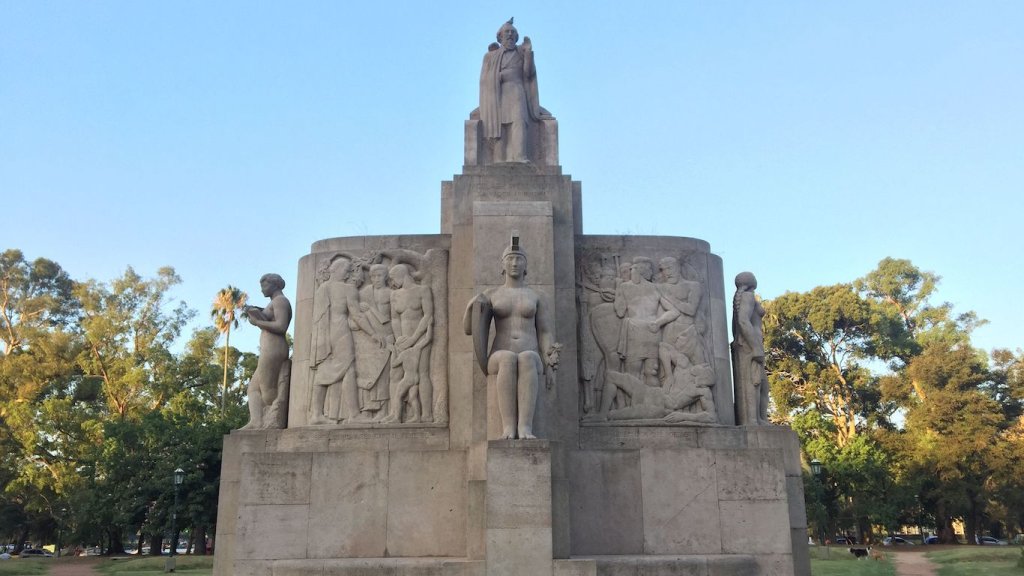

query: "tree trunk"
left=965, top=493, right=979, bottom=545
left=106, top=527, right=126, bottom=555
left=221, top=327, right=230, bottom=414
left=194, top=524, right=208, bottom=555
left=14, top=527, right=29, bottom=554
left=148, top=533, right=162, bottom=556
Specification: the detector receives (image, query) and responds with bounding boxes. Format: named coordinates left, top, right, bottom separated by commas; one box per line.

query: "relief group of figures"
left=309, top=249, right=443, bottom=426
left=577, top=253, right=719, bottom=424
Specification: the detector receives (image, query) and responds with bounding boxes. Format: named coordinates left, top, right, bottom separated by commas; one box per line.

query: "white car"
left=977, top=536, right=1008, bottom=545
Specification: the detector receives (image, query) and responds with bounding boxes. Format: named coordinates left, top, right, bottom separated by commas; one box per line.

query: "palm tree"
left=211, top=285, right=248, bottom=414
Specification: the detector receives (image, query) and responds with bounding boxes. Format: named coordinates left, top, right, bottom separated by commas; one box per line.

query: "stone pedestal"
left=486, top=440, right=555, bottom=576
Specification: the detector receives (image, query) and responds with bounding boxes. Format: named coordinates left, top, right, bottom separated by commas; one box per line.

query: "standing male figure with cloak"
left=479, top=18, right=552, bottom=163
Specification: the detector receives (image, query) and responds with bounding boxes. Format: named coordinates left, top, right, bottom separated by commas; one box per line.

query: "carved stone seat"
left=465, top=109, right=559, bottom=168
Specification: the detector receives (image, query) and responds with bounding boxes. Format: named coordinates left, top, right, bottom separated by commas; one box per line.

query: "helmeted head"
left=496, top=18, right=518, bottom=49
left=735, top=271, right=757, bottom=291
left=501, top=243, right=528, bottom=279
left=631, top=257, right=654, bottom=283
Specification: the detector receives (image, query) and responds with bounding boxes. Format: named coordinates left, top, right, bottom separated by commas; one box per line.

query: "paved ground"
left=49, top=557, right=101, bottom=576
left=891, top=550, right=939, bottom=576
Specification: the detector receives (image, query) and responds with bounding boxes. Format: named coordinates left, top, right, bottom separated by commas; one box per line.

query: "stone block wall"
left=214, top=427, right=467, bottom=576
left=566, top=425, right=808, bottom=576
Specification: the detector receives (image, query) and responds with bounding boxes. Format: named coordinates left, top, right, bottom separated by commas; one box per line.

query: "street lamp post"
left=811, top=459, right=828, bottom=556
left=165, top=468, right=184, bottom=573
left=56, top=507, right=66, bottom=559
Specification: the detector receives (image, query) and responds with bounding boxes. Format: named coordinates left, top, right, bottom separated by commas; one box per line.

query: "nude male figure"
left=380, top=264, right=434, bottom=423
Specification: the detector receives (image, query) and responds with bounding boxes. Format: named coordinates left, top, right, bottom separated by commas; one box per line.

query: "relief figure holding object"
left=240, top=273, right=292, bottom=430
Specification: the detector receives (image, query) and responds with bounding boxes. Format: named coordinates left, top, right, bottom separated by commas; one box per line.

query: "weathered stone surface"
left=236, top=504, right=309, bottom=560
left=790, top=527, right=811, bottom=576
left=308, top=452, right=388, bottom=558
left=553, top=559, right=597, bottom=576
left=239, top=452, right=312, bottom=505
left=705, top=555, right=760, bottom=576
left=787, top=476, right=808, bottom=529
left=387, top=450, right=467, bottom=557
left=486, top=528, right=553, bottom=576
left=640, top=448, right=722, bottom=554
left=486, top=441, right=552, bottom=528
left=714, top=449, right=786, bottom=501
left=755, top=427, right=803, bottom=477
left=486, top=441, right=554, bottom=575
left=233, top=560, right=274, bottom=576
left=719, top=500, right=792, bottom=555
left=567, top=450, right=644, bottom=555
left=696, top=427, right=748, bottom=450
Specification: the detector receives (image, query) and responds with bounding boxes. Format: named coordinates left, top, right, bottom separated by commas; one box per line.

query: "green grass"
left=810, top=545, right=896, bottom=576
left=0, top=559, right=50, bottom=574
left=927, top=546, right=1023, bottom=576
left=94, top=555, right=214, bottom=575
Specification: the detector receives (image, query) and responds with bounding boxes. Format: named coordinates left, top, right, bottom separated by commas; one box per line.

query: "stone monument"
left=214, top=20, right=810, bottom=576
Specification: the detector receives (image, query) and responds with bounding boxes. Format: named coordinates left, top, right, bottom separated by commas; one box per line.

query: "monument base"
left=215, top=425, right=809, bottom=576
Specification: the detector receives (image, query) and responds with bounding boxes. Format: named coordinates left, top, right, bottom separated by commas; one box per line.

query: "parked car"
left=834, top=536, right=857, bottom=545
left=976, top=536, right=1008, bottom=545
left=19, top=549, right=53, bottom=558
left=925, top=536, right=940, bottom=544
left=882, top=536, right=915, bottom=546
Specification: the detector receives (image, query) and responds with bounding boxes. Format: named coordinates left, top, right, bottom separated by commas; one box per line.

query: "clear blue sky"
left=2, top=2, right=1021, bottom=357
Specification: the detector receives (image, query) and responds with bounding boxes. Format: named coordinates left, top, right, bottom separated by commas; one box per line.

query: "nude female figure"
left=464, top=239, right=560, bottom=439
left=240, top=273, right=292, bottom=429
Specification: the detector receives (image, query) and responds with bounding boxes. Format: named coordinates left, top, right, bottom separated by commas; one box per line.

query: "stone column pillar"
left=485, top=440, right=556, bottom=576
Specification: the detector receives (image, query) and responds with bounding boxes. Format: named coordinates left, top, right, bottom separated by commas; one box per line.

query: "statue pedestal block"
left=486, top=440, right=556, bottom=576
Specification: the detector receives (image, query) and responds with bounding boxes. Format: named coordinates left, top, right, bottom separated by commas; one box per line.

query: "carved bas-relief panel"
left=575, top=237, right=730, bottom=426
left=303, top=245, right=449, bottom=427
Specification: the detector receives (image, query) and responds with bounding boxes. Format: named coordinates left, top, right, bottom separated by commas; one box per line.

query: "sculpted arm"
left=613, top=284, right=627, bottom=318
left=349, top=290, right=375, bottom=334
left=736, top=293, right=763, bottom=360
left=411, top=286, right=434, bottom=344
left=249, top=298, right=292, bottom=335
left=684, top=282, right=702, bottom=316
left=654, top=298, right=681, bottom=328
left=536, top=293, right=561, bottom=375
left=522, top=39, right=536, bottom=80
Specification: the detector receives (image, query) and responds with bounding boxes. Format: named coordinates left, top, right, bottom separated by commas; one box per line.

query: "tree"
left=75, top=267, right=194, bottom=418
left=0, top=249, right=78, bottom=355
left=0, top=249, right=82, bottom=551
left=765, top=283, right=909, bottom=447
left=210, top=286, right=247, bottom=414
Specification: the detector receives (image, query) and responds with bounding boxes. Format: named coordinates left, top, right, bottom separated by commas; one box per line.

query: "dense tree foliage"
left=766, top=258, right=1023, bottom=545
left=0, top=249, right=248, bottom=554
